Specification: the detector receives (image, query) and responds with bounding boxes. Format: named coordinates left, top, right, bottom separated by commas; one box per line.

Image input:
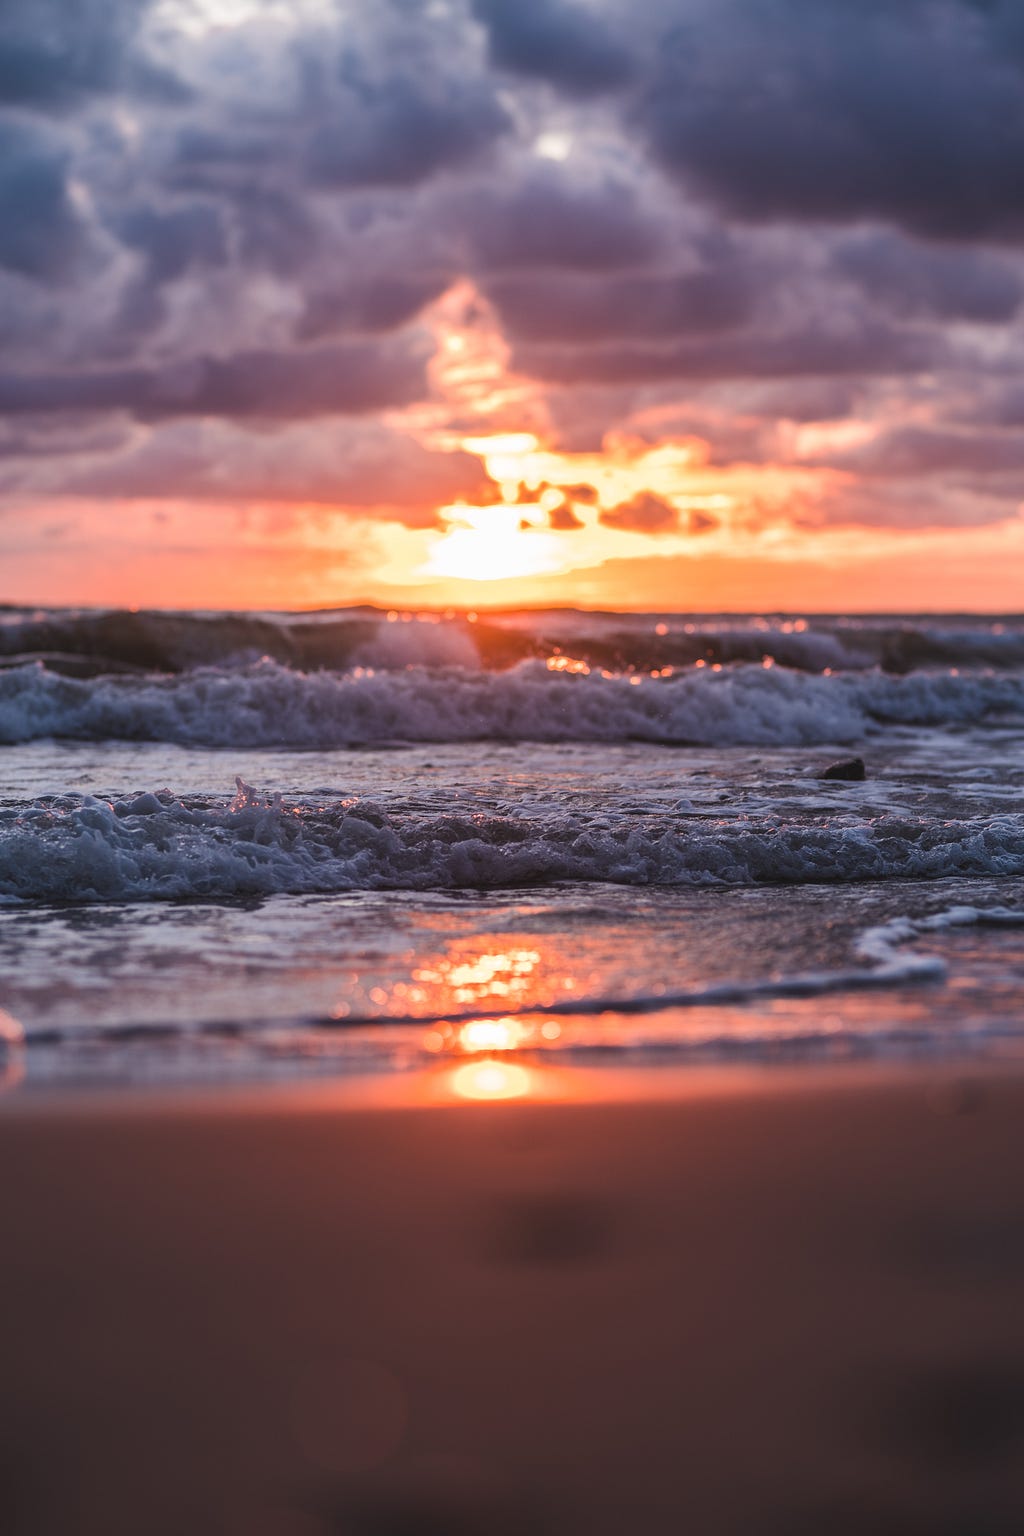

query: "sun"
left=424, top=504, right=565, bottom=583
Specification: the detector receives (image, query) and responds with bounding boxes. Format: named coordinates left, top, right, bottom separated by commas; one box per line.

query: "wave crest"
left=0, top=656, right=1021, bottom=748
left=3, top=607, right=1024, bottom=679
left=2, top=786, right=1023, bottom=903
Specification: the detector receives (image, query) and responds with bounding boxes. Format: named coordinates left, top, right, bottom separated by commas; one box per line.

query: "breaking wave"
left=2, top=780, right=1023, bottom=904
left=2, top=605, right=1024, bottom=679
left=0, top=656, right=1022, bottom=748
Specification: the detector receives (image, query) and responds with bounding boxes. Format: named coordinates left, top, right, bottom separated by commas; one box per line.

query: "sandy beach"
left=1, top=1061, right=1022, bottom=1534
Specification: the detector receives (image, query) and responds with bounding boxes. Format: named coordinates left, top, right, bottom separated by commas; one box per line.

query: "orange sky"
left=7, top=499, right=1023, bottom=613
left=5, top=283, right=1024, bottom=612
left=4, top=461, right=1023, bottom=616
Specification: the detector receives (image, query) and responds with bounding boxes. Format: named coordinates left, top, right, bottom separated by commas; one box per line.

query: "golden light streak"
left=395, top=280, right=544, bottom=442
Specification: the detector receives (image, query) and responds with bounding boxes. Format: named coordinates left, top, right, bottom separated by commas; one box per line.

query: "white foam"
left=857, top=903, right=1024, bottom=968
left=1, top=657, right=1022, bottom=748
left=351, top=620, right=481, bottom=671
left=2, top=783, right=1024, bottom=904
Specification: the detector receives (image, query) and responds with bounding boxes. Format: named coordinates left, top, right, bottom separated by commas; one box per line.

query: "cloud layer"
left=4, top=0, right=1024, bottom=573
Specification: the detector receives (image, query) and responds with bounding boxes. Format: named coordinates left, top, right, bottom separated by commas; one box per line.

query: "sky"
left=3, top=0, right=1024, bottom=612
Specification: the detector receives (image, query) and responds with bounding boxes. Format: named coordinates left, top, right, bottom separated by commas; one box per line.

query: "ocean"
left=1, top=605, right=1022, bottom=1092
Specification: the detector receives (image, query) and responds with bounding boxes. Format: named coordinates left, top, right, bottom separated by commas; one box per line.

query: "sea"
left=1, top=604, right=1023, bottom=1094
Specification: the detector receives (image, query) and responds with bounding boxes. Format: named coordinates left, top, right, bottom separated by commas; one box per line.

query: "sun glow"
left=449, top=1060, right=534, bottom=1101
left=458, top=1018, right=527, bottom=1053
left=461, top=434, right=540, bottom=457
left=425, top=504, right=566, bottom=582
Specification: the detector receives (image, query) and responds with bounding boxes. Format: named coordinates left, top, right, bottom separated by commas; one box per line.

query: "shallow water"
left=0, top=608, right=1022, bottom=1090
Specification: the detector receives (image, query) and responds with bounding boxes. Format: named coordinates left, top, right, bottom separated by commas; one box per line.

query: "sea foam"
left=2, top=783, right=1024, bottom=903
left=0, top=657, right=1022, bottom=748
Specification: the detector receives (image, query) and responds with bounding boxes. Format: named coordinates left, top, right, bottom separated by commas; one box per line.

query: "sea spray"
left=1, top=657, right=1022, bottom=748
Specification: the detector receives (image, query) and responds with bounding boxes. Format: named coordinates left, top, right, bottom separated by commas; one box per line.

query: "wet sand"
left=1, top=1062, right=1023, bottom=1534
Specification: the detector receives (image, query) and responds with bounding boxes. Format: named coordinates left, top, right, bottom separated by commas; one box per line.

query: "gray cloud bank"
left=3, top=0, right=1024, bottom=530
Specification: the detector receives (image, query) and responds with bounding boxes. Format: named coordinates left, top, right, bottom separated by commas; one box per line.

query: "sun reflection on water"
left=420, top=1010, right=566, bottom=1105
left=458, top=1018, right=526, bottom=1053
left=412, top=948, right=543, bottom=1007
left=0, top=1009, right=25, bottom=1094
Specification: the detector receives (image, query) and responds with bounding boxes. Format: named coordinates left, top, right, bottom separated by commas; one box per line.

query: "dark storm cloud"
left=0, top=0, right=140, bottom=107
left=0, top=119, right=86, bottom=283
left=49, top=420, right=492, bottom=521
left=472, top=0, right=634, bottom=96
left=0, top=338, right=428, bottom=421
left=485, top=265, right=755, bottom=344
left=636, top=0, right=1024, bottom=241
left=115, top=202, right=228, bottom=283
left=167, top=126, right=276, bottom=192
left=0, top=0, right=184, bottom=110
left=304, top=72, right=510, bottom=189
left=729, top=379, right=861, bottom=424
left=814, top=425, right=1024, bottom=480
left=296, top=272, right=454, bottom=341
left=164, top=6, right=511, bottom=201
left=231, top=189, right=320, bottom=279
left=835, top=234, right=1024, bottom=323
left=515, top=321, right=945, bottom=386
left=4, top=0, right=1024, bottom=533
left=974, top=382, right=1024, bottom=428
left=812, top=477, right=1022, bottom=530
left=459, top=169, right=662, bottom=271
left=0, top=416, right=132, bottom=462
left=600, top=491, right=679, bottom=533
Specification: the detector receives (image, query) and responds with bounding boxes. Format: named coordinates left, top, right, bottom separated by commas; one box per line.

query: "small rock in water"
left=820, top=756, right=866, bottom=781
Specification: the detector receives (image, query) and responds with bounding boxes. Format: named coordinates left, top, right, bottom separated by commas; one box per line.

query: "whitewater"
left=0, top=607, right=1022, bottom=1088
